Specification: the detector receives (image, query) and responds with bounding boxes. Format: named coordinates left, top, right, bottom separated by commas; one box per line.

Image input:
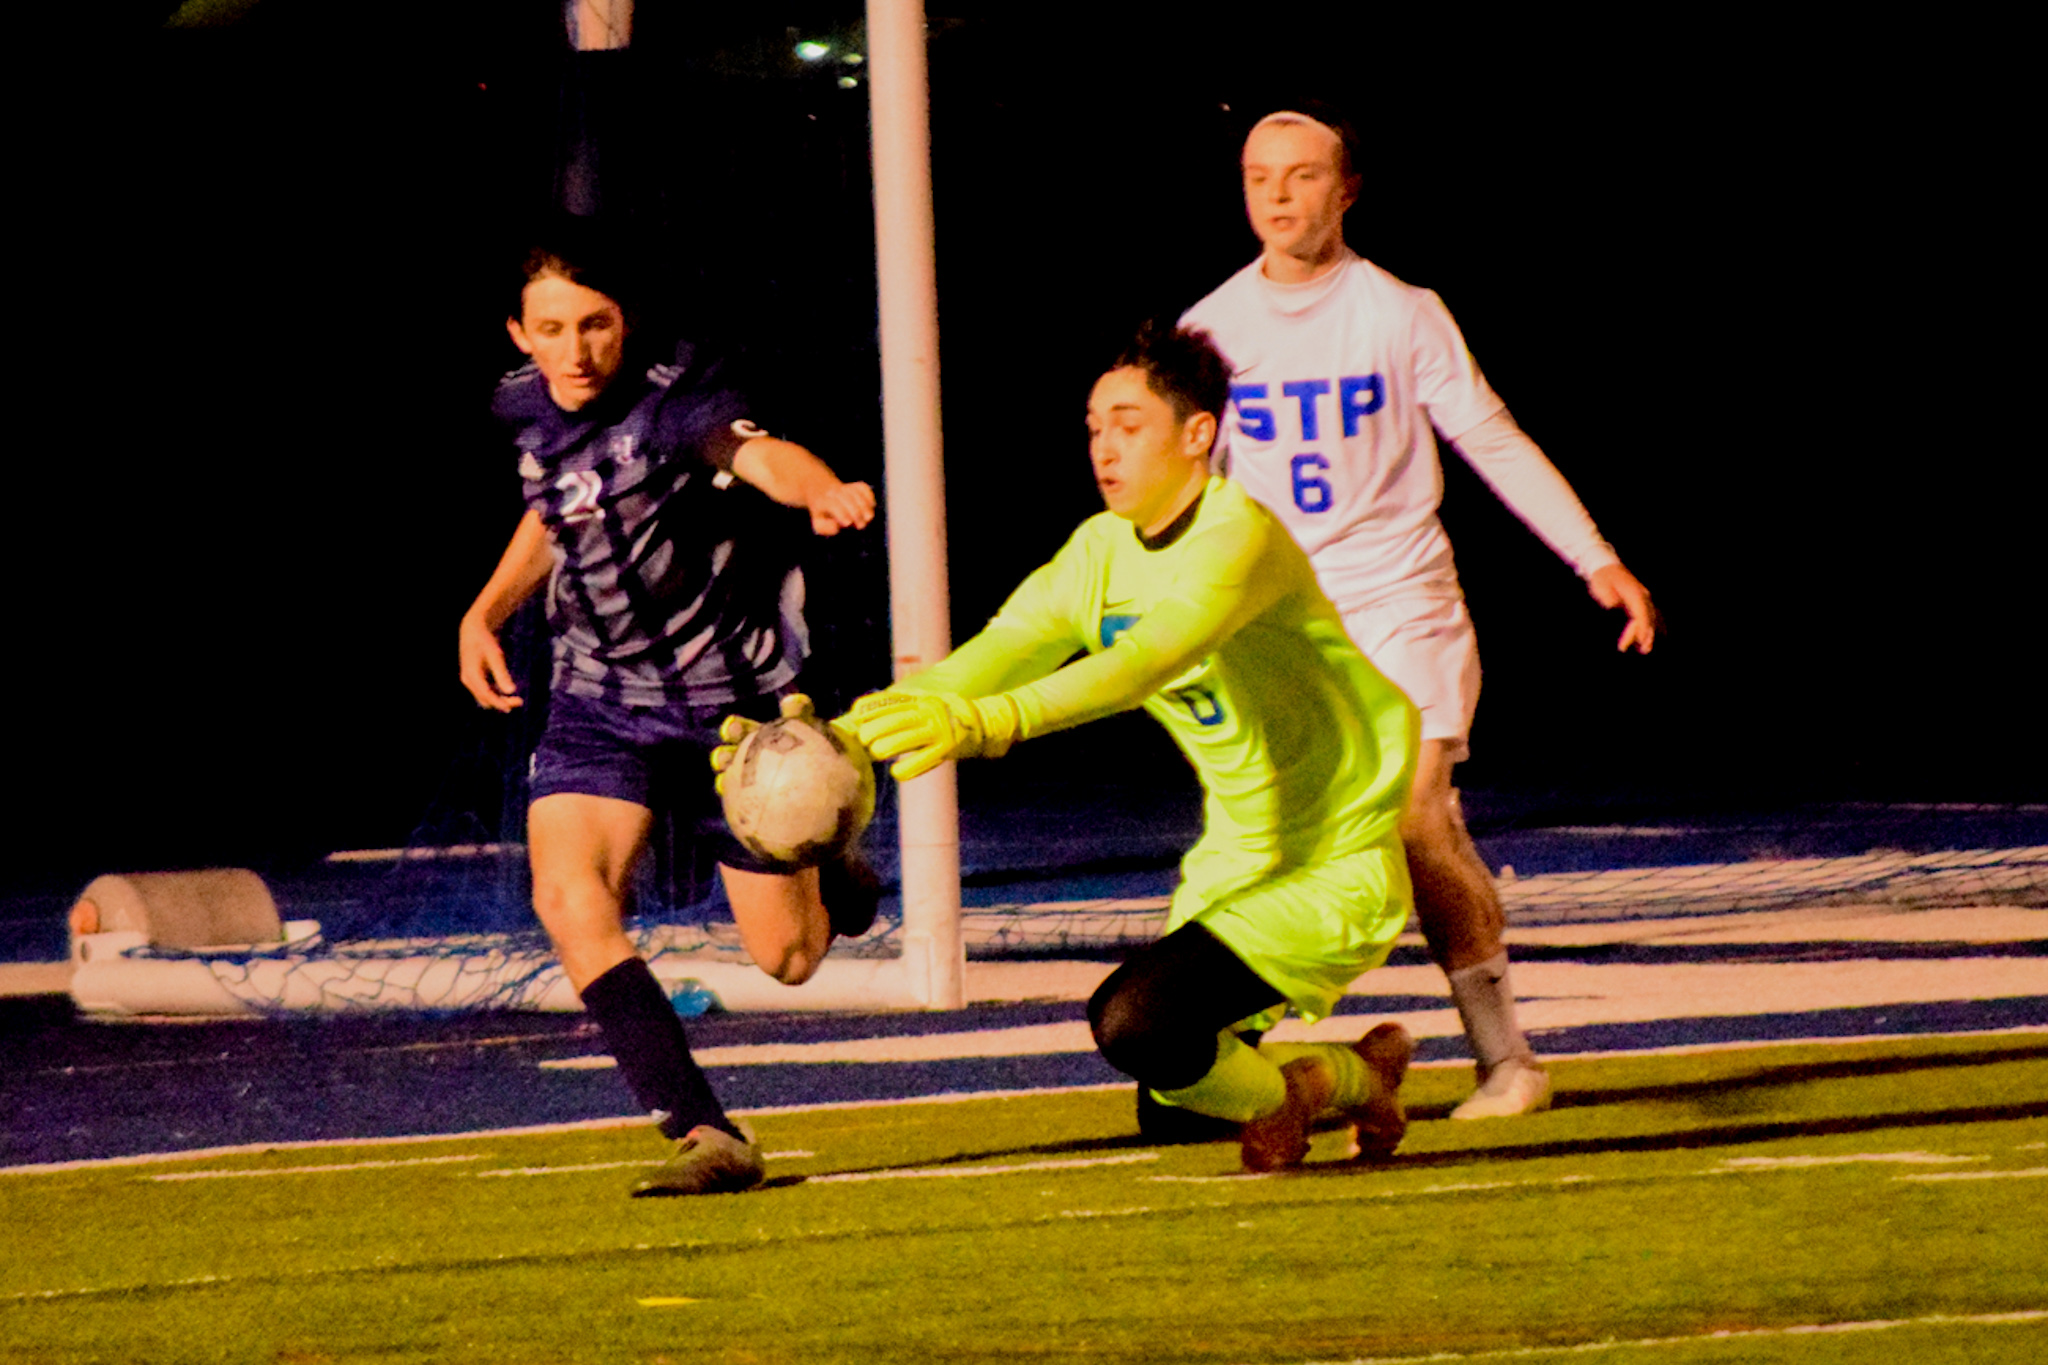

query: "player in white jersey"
left=1182, top=103, right=1659, bottom=1119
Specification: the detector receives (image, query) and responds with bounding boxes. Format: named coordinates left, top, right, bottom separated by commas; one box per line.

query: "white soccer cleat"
left=1449, top=1057, right=1553, bottom=1120
left=630, top=1123, right=766, bottom=1197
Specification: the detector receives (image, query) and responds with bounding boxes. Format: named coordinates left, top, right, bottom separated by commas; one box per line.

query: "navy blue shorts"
left=529, top=690, right=790, bottom=873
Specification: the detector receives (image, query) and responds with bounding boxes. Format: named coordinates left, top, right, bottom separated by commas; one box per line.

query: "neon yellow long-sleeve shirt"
left=904, top=478, right=1417, bottom=916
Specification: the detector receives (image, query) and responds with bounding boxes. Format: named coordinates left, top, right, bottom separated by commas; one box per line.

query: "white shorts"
left=1339, top=595, right=1481, bottom=762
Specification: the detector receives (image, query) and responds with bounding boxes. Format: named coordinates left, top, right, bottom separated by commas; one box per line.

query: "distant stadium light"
left=838, top=76, right=860, bottom=89
left=795, top=40, right=831, bottom=60
left=843, top=52, right=866, bottom=65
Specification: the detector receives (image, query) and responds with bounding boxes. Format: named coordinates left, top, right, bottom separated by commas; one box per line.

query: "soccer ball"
left=720, top=716, right=875, bottom=866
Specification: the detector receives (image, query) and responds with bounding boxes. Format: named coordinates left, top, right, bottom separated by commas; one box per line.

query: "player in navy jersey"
left=459, top=233, right=875, bottom=1196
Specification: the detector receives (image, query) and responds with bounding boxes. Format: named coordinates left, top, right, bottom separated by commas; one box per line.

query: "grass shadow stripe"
left=1344, top=1100, right=2048, bottom=1174
left=1389, top=1040, right=2048, bottom=1123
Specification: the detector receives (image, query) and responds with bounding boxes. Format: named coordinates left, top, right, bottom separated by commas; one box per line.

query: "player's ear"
left=506, top=317, right=535, bottom=355
left=1340, top=171, right=1362, bottom=214
left=1183, top=410, right=1218, bottom=461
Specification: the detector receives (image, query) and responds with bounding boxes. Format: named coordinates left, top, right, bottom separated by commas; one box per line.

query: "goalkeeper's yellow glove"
left=710, top=693, right=868, bottom=795
left=847, top=690, right=1021, bottom=781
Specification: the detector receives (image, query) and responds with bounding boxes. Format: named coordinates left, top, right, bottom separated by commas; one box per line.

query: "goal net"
left=65, top=797, right=2048, bottom=1019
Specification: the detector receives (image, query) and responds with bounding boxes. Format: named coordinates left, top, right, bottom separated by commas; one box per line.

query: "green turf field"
left=5, top=1033, right=2046, bottom=1365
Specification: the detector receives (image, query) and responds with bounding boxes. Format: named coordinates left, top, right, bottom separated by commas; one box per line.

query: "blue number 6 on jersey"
left=1290, top=453, right=1334, bottom=514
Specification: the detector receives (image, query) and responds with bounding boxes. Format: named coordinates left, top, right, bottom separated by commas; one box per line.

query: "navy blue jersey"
left=493, top=339, right=807, bottom=709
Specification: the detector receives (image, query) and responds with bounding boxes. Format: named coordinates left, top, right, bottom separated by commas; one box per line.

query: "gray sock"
left=1446, top=950, right=1532, bottom=1073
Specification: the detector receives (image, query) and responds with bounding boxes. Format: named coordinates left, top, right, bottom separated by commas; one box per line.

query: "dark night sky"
left=10, top=4, right=2038, bottom=894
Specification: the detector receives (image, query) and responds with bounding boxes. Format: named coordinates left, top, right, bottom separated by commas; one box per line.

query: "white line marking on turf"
left=0, top=1115, right=652, bottom=1177
left=808, top=1152, right=1159, bottom=1184
left=1151, top=1174, right=1525, bottom=1194
left=0, top=1085, right=1136, bottom=1178
left=1715, top=1151, right=1987, bottom=1169
left=147, top=1154, right=484, bottom=1181
left=1897, top=1167, right=2048, bottom=1182
left=473, top=1149, right=815, bottom=1179
left=1284, top=1309, right=2048, bottom=1363
left=9, top=1027, right=2038, bottom=1179
left=738, top=1081, right=1128, bottom=1118
left=474, top=1160, right=645, bottom=1178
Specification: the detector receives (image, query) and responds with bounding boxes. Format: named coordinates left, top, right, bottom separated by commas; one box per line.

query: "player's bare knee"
left=530, top=874, right=590, bottom=936
left=780, top=914, right=832, bottom=985
left=760, top=941, right=823, bottom=986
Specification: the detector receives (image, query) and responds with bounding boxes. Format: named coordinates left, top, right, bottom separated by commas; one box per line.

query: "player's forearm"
left=464, top=510, right=553, bottom=631
left=898, top=622, right=1079, bottom=702
left=1006, top=578, right=1271, bottom=739
left=1000, top=522, right=1281, bottom=739
left=731, top=437, right=848, bottom=509
left=1447, top=410, right=1619, bottom=578
left=1002, top=639, right=1179, bottom=738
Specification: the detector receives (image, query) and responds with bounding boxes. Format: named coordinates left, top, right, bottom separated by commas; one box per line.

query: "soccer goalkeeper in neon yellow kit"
left=852, top=323, right=1421, bottom=1172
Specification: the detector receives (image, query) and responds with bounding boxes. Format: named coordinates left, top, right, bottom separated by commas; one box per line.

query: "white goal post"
left=66, top=0, right=970, bottom=1019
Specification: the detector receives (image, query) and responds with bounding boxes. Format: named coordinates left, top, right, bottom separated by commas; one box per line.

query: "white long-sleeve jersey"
left=1182, top=249, right=1618, bottom=613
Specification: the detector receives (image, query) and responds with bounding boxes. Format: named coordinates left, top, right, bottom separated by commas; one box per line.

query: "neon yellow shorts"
left=1164, top=841, right=1411, bottom=1023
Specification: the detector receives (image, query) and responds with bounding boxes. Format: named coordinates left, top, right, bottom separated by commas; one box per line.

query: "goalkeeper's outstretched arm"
left=855, top=506, right=1285, bottom=778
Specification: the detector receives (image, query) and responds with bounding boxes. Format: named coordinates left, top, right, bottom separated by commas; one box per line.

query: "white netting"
left=937, top=845, right=2048, bottom=954
left=72, top=814, right=2048, bottom=1016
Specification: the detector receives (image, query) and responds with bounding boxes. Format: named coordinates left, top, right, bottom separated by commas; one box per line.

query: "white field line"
left=472, top=1159, right=646, bottom=1178
left=146, top=1154, right=483, bottom=1182
left=472, top=1149, right=814, bottom=1178
left=1503, top=904, right=2048, bottom=948
left=0, top=1115, right=652, bottom=1177
left=1897, top=1167, right=2048, bottom=1182
left=1283, top=1310, right=2048, bottom=1364
left=39, top=1029, right=596, bottom=1078
left=523, top=953, right=2048, bottom=1066
left=8, top=1023, right=2043, bottom=1181
left=1159, top=1156, right=2000, bottom=1201
left=740, top=1080, right=1132, bottom=1118
left=542, top=1023, right=2048, bottom=1081
left=0, top=1084, right=1140, bottom=1178
left=1715, top=1152, right=1985, bottom=1169
left=807, top=1151, right=1159, bottom=1184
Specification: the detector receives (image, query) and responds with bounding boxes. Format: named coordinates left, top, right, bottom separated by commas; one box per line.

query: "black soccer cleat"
left=819, top=850, right=882, bottom=940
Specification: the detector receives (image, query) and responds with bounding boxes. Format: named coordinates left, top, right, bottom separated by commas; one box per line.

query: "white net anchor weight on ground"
left=68, top=870, right=323, bottom=1017
left=59, top=867, right=933, bottom=1017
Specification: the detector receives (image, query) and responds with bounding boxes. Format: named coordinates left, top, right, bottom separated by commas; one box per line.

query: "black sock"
left=819, top=850, right=881, bottom=939
left=579, top=957, right=740, bottom=1142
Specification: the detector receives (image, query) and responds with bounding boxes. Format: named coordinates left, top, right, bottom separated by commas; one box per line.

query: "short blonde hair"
left=1249, top=102, right=1362, bottom=188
